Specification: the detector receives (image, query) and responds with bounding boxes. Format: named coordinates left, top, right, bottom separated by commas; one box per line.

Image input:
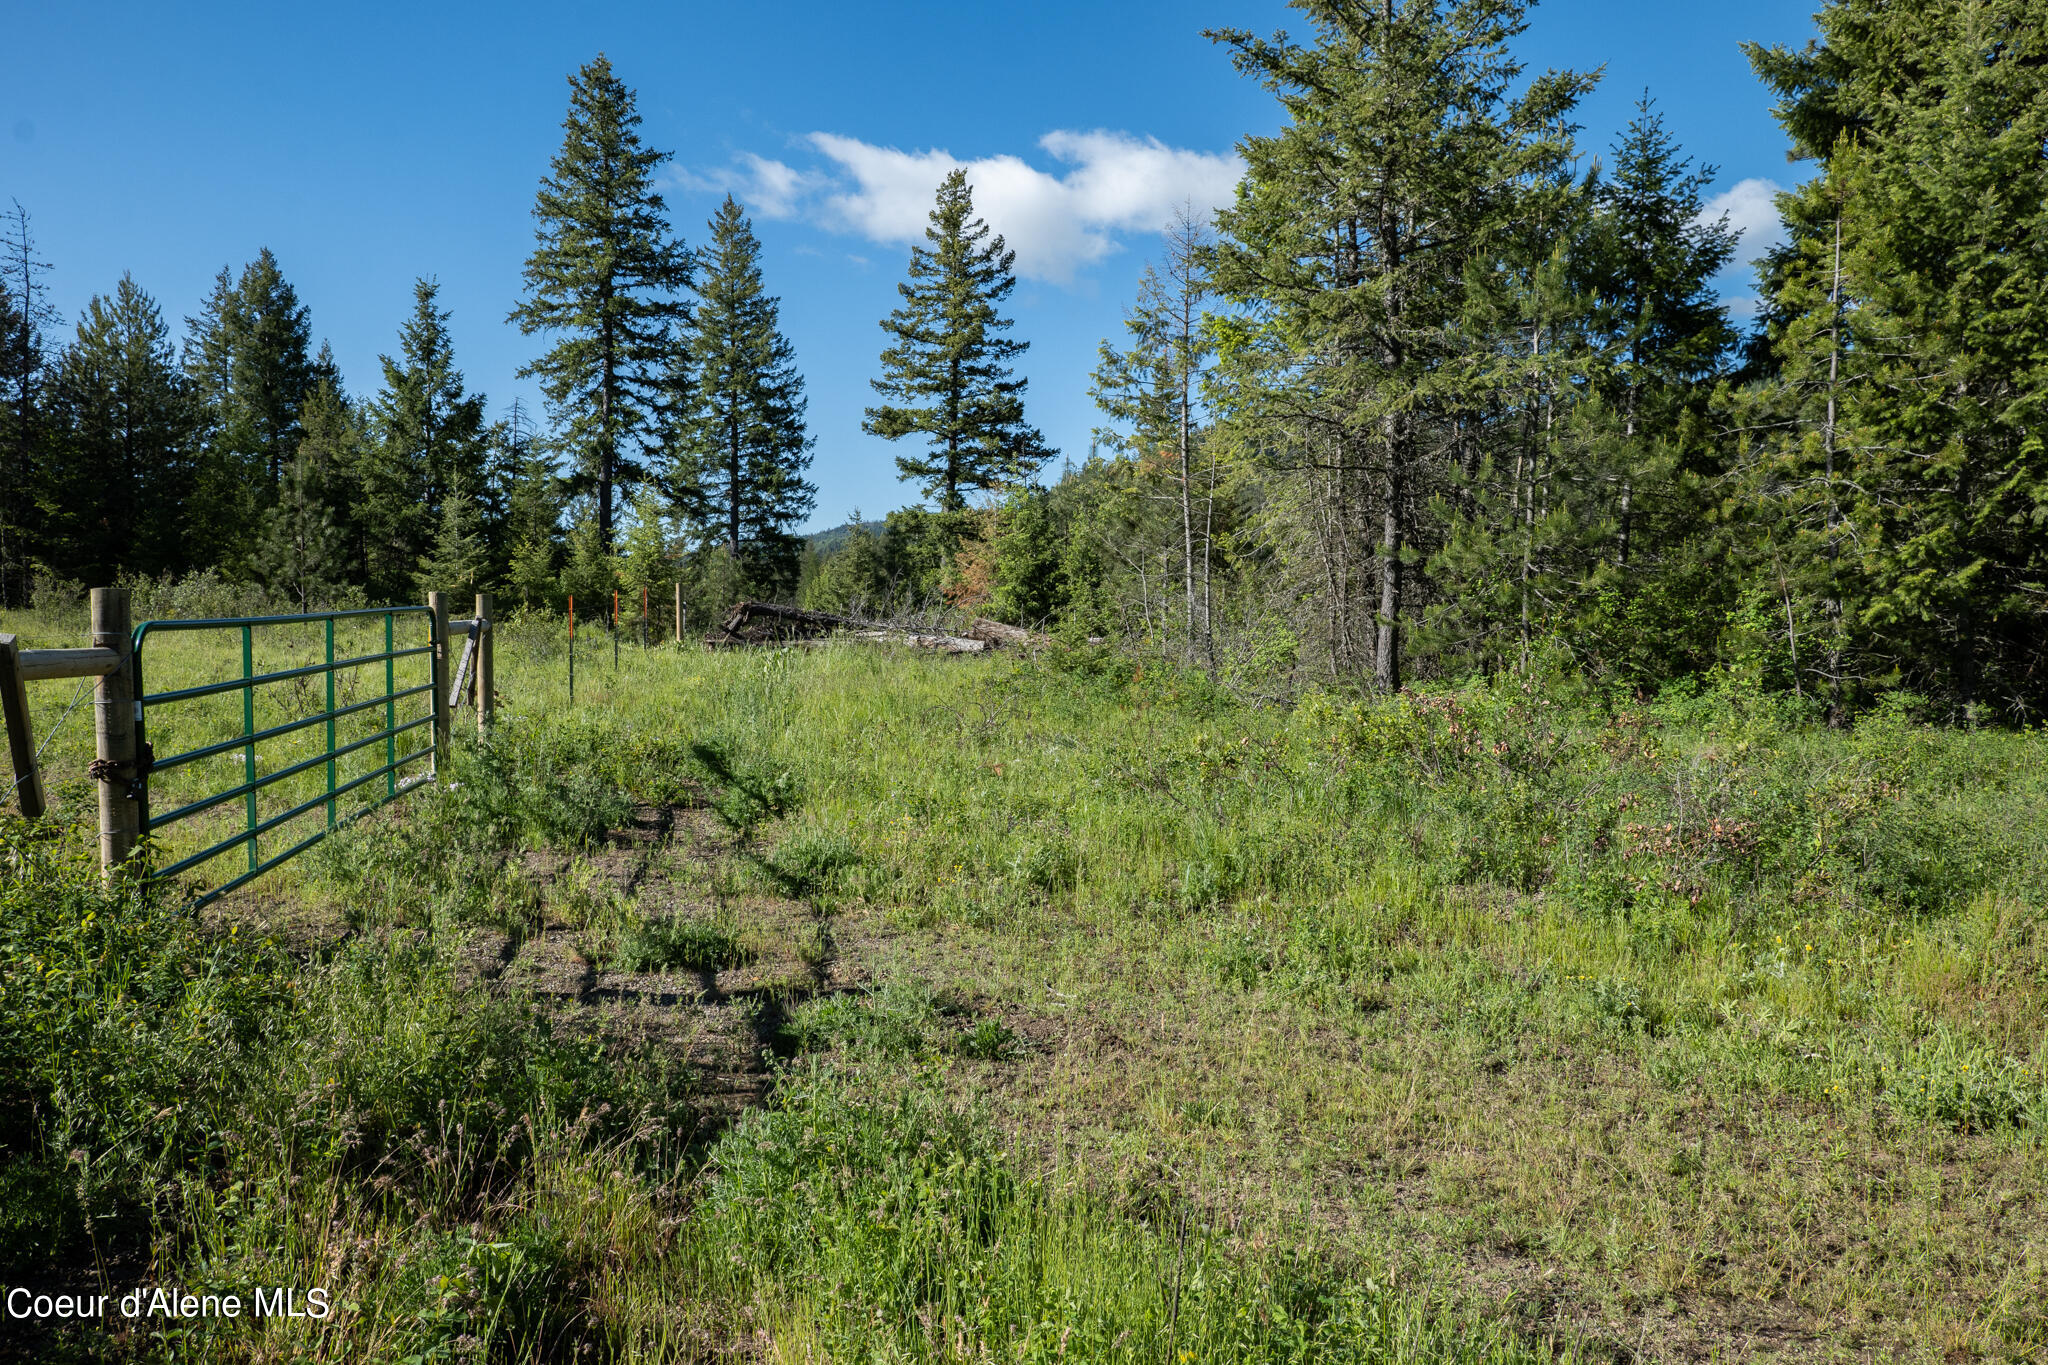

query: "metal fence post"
left=428, top=591, right=449, bottom=775
left=474, top=591, right=494, bottom=734
left=91, top=587, right=140, bottom=876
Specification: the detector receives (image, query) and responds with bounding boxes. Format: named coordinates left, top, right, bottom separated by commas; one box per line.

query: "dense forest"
left=3, top=0, right=2043, bottom=720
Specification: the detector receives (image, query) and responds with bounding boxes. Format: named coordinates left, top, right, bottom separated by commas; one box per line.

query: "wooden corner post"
left=0, top=633, right=45, bottom=818
left=428, top=591, right=450, bottom=774
left=474, top=591, right=494, bottom=734
left=91, top=588, right=140, bottom=876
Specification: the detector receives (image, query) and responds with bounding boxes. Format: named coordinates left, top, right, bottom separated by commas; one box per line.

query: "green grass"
left=3, top=605, right=2045, bottom=1361
left=609, top=915, right=751, bottom=973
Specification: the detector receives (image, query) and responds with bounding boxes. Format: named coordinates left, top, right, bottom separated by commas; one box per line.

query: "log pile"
left=703, top=601, right=859, bottom=647
left=853, top=630, right=987, bottom=654
left=704, top=602, right=1075, bottom=655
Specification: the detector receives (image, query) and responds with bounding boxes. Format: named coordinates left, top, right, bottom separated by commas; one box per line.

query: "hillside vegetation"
left=2, top=618, right=2044, bottom=1362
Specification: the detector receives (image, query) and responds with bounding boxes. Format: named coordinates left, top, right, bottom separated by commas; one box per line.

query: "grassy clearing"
left=2, top=607, right=2045, bottom=1361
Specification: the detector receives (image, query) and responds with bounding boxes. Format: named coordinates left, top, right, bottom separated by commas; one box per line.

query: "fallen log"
left=968, top=618, right=1109, bottom=648
left=704, top=600, right=864, bottom=648
left=854, top=630, right=989, bottom=654
left=969, top=618, right=1044, bottom=648
left=705, top=600, right=1086, bottom=654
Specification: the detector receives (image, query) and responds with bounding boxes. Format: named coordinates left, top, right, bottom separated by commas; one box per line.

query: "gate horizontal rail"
left=149, top=683, right=437, bottom=775
left=4, top=590, right=493, bottom=904
left=135, top=603, right=440, bottom=908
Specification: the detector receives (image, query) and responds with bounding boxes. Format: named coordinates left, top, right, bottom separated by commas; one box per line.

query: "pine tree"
left=1208, top=0, right=1593, bottom=690
left=1739, top=0, right=2048, bottom=715
left=1092, top=208, right=1218, bottom=666
left=362, top=279, right=487, bottom=601
left=1427, top=240, right=1625, bottom=679
left=415, top=467, right=493, bottom=601
left=801, top=511, right=891, bottom=615
left=232, top=249, right=322, bottom=489
left=252, top=451, right=348, bottom=611
left=865, top=169, right=1050, bottom=512
left=507, top=509, right=565, bottom=612
left=499, top=399, right=565, bottom=610
left=179, top=250, right=328, bottom=564
left=670, top=195, right=816, bottom=596
left=560, top=498, right=618, bottom=616
left=41, top=274, right=198, bottom=585
left=510, top=54, right=690, bottom=557
left=615, top=485, right=676, bottom=616
left=250, top=379, right=357, bottom=608
left=1586, top=98, right=1737, bottom=565
left=0, top=201, right=58, bottom=606
left=0, top=275, right=25, bottom=600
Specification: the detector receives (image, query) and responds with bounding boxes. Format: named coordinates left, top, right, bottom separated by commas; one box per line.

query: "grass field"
left=3, top=606, right=2045, bottom=1362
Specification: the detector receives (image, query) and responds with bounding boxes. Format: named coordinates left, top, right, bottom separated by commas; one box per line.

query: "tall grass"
left=4, top=611, right=2045, bottom=1359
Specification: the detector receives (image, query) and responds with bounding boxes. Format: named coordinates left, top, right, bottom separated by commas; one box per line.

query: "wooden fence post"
left=0, top=634, right=45, bottom=818
left=428, top=591, right=449, bottom=774
left=674, top=582, right=683, bottom=645
left=474, top=591, right=494, bottom=734
left=91, top=588, right=140, bottom=876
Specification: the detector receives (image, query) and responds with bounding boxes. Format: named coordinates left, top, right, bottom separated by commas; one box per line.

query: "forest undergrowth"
left=2, top=615, right=2044, bottom=1362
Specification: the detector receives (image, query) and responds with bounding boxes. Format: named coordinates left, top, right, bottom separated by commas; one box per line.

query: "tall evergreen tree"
left=232, top=249, right=323, bottom=489
left=669, top=195, right=816, bottom=595
left=1427, top=238, right=1624, bottom=679
left=1208, top=0, right=1593, bottom=690
left=41, top=275, right=197, bottom=585
left=865, top=169, right=1050, bottom=512
left=362, top=279, right=487, bottom=601
left=179, top=250, right=329, bottom=565
left=0, top=276, right=25, bottom=601
left=510, top=54, right=691, bottom=556
left=1092, top=208, right=1219, bottom=666
left=1738, top=0, right=2048, bottom=715
left=0, top=201, right=58, bottom=606
left=1586, top=98, right=1737, bottom=566
left=478, top=397, right=536, bottom=586
left=179, top=266, right=256, bottom=572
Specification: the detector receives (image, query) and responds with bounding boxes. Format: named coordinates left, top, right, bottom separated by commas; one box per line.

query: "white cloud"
left=677, top=130, right=1242, bottom=285
left=1699, top=177, right=1786, bottom=258
left=670, top=152, right=830, bottom=220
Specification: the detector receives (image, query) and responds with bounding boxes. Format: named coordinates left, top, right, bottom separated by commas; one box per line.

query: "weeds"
left=610, top=916, right=750, bottom=974
left=4, top=620, right=2045, bottom=1361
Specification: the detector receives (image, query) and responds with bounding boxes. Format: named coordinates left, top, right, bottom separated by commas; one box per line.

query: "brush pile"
left=704, top=602, right=1062, bottom=654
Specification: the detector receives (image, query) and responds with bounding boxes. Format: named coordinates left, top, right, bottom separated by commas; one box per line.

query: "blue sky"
left=4, top=0, right=1817, bottom=533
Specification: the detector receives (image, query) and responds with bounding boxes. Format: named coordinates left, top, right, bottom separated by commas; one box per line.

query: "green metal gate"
left=132, top=606, right=440, bottom=907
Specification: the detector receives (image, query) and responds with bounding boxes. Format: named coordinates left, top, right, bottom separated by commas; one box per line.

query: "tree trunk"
left=1821, top=213, right=1845, bottom=719
left=598, top=297, right=617, bottom=555
left=1179, top=368, right=1196, bottom=662
left=728, top=403, right=742, bottom=561
left=1377, top=440, right=1402, bottom=693
left=1201, top=434, right=1217, bottom=677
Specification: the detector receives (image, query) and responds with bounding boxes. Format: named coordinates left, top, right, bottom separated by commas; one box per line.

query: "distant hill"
left=805, top=522, right=857, bottom=556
